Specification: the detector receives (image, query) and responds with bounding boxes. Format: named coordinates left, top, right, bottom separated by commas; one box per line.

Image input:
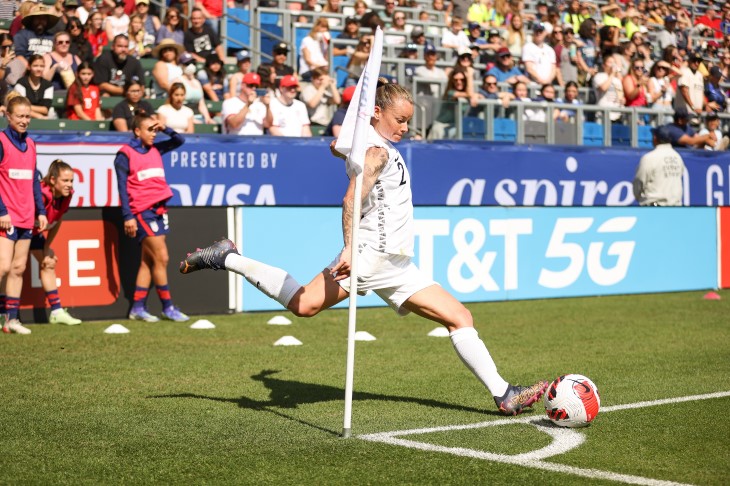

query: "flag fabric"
left=334, top=27, right=384, bottom=176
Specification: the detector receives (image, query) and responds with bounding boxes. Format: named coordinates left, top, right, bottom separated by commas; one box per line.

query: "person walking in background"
left=0, top=95, right=48, bottom=335
left=180, top=82, right=548, bottom=416
left=633, top=126, right=685, bottom=206
left=31, top=160, right=82, bottom=326
left=114, top=112, right=189, bottom=322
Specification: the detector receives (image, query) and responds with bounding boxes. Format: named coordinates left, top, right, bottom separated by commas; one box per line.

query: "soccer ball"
left=544, top=374, right=600, bottom=428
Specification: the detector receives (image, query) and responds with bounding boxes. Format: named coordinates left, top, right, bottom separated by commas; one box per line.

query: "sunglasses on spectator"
left=56, top=40, right=70, bottom=45
left=453, top=77, right=466, bottom=81
left=485, top=82, right=497, bottom=86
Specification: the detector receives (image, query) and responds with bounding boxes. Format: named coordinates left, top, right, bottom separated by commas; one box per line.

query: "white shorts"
left=328, top=245, right=437, bottom=316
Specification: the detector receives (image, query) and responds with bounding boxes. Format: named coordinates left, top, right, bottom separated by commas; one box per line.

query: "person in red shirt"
left=66, top=61, right=102, bottom=120
left=695, top=5, right=722, bottom=39
left=114, top=113, right=188, bottom=322
left=0, top=94, right=48, bottom=335
left=30, top=160, right=82, bottom=326
left=84, top=11, right=108, bottom=58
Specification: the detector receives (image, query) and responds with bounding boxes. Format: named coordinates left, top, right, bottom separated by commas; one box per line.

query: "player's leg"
left=128, top=232, right=157, bottom=322
left=403, top=285, right=547, bottom=416
left=31, top=248, right=81, bottom=325
left=286, top=268, right=349, bottom=317
left=144, top=235, right=188, bottom=322
left=0, top=237, right=14, bottom=331
left=5, top=238, right=32, bottom=334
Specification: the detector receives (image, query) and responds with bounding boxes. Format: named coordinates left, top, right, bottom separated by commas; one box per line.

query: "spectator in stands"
left=675, top=52, right=706, bottom=119
left=630, top=31, right=652, bottom=70
left=705, top=66, right=727, bottom=113
left=75, top=0, right=95, bottom=25
left=598, top=25, right=620, bottom=60
left=156, top=7, right=184, bottom=46
left=298, top=0, right=322, bottom=22
left=42, top=30, right=80, bottom=91
left=633, top=126, right=685, bottom=206
left=127, top=14, right=152, bottom=58
left=386, top=10, right=411, bottom=46
left=199, top=53, right=228, bottom=102
left=65, top=17, right=92, bottom=63
left=8, top=2, right=33, bottom=38
left=410, top=27, right=430, bottom=50
left=0, top=34, right=14, bottom=83
left=301, top=66, right=341, bottom=130
left=324, top=85, right=354, bottom=137
left=623, top=57, right=649, bottom=110
left=184, top=7, right=224, bottom=63
left=717, top=50, right=730, bottom=81
left=345, top=0, right=368, bottom=19
left=271, top=42, right=295, bottom=82
left=592, top=55, right=625, bottom=123
left=228, top=50, right=252, bottom=99
left=134, top=0, right=160, bottom=41
left=221, top=72, right=272, bottom=136
left=94, top=34, right=144, bottom=98
left=615, top=41, right=636, bottom=78
left=151, top=38, right=183, bottom=99
left=441, top=17, right=471, bottom=51
left=648, top=61, right=677, bottom=121
left=487, top=47, right=528, bottom=84
left=54, top=0, right=78, bottom=34
left=379, top=0, right=398, bottom=27
left=84, top=11, right=108, bottom=58
left=13, top=54, right=54, bottom=119
left=111, top=79, right=154, bottom=131
left=698, top=112, right=728, bottom=151
left=562, top=1, right=589, bottom=33
left=156, top=82, right=194, bottom=133
left=695, top=5, right=722, bottom=40
left=505, top=13, right=525, bottom=59
left=660, top=108, right=714, bottom=148
left=476, top=27, right=502, bottom=65
left=177, top=52, right=213, bottom=124
left=487, top=0, right=509, bottom=27
left=468, top=0, right=493, bottom=30
left=575, top=18, right=597, bottom=87
left=477, top=73, right=513, bottom=108
left=414, top=45, right=447, bottom=96
left=600, top=3, right=622, bottom=30
left=554, top=25, right=578, bottom=86
left=338, top=16, right=360, bottom=42
left=522, top=23, right=556, bottom=86
left=345, top=36, right=371, bottom=87
left=0, top=95, right=48, bottom=335
left=658, top=15, right=678, bottom=51
left=257, top=63, right=277, bottom=93
left=299, top=18, right=330, bottom=82
left=269, top=74, right=312, bottom=137
left=65, top=61, right=101, bottom=120
left=194, top=0, right=224, bottom=34
left=14, top=4, right=59, bottom=63
left=105, top=0, right=130, bottom=40
left=554, top=80, right=582, bottom=122
left=322, top=0, right=344, bottom=28
left=429, top=67, right=474, bottom=139
left=114, top=112, right=189, bottom=323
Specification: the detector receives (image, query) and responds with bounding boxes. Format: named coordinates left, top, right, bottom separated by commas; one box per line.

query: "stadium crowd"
left=0, top=0, right=728, bottom=148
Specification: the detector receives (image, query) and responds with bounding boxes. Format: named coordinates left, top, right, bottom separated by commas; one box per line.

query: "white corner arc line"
left=359, top=391, right=730, bottom=486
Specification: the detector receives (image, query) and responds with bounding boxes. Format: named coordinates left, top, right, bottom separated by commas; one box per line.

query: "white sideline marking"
left=359, top=391, right=730, bottom=486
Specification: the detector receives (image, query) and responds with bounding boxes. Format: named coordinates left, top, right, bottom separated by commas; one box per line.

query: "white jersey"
left=358, top=125, right=414, bottom=256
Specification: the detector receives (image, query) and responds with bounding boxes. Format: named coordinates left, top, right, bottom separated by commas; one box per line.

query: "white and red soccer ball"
left=544, top=374, right=600, bottom=428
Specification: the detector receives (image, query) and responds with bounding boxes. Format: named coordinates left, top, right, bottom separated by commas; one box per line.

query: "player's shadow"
left=150, top=369, right=503, bottom=436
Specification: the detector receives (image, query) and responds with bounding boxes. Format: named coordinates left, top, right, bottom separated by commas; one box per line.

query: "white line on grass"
left=359, top=391, right=730, bottom=486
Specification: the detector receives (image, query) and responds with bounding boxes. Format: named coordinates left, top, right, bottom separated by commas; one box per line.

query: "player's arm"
left=332, top=146, right=388, bottom=281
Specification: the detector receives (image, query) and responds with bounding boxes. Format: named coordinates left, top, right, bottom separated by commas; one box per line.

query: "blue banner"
left=237, top=206, right=717, bottom=311
left=32, top=134, right=730, bottom=207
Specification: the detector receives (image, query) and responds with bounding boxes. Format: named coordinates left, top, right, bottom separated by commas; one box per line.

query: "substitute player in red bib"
left=30, top=160, right=82, bottom=325
left=0, top=95, right=48, bottom=335
left=114, top=112, right=189, bottom=322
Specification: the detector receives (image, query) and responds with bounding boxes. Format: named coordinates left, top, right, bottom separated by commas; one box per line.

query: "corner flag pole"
left=337, top=27, right=383, bottom=439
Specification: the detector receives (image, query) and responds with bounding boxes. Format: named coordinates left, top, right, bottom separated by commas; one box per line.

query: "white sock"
left=224, top=254, right=302, bottom=308
left=450, top=327, right=509, bottom=397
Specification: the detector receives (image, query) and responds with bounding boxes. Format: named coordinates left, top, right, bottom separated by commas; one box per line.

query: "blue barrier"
left=31, top=134, right=730, bottom=208
left=237, top=206, right=717, bottom=311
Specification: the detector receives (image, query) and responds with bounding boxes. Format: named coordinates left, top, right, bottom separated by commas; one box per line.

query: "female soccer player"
left=0, top=95, right=48, bottom=334
left=31, top=160, right=82, bottom=325
left=114, top=113, right=188, bottom=322
left=180, top=82, right=547, bottom=415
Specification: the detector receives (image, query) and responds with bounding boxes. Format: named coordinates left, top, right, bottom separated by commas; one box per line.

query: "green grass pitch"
left=1, top=291, right=728, bottom=485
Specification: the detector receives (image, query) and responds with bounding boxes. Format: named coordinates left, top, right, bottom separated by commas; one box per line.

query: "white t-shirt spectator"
left=221, top=96, right=269, bottom=135
left=269, top=96, right=310, bottom=137
left=414, top=65, right=448, bottom=97
left=157, top=104, right=194, bottom=133
left=105, top=15, right=130, bottom=39
left=592, top=71, right=624, bottom=121
left=521, top=42, right=556, bottom=83
left=441, top=30, right=471, bottom=50
left=299, top=36, right=328, bottom=76
left=674, top=67, right=704, bottom=113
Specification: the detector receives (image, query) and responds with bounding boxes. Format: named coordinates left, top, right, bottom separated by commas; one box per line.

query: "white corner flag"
left=340, top=27, right=384, bottom=439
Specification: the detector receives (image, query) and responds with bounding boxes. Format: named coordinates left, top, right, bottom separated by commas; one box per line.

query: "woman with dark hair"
left=198, top=54, right=228, bottom=102
left=256, top=63, right=277, bottom=92
left=0, top=33, right=13, bottom=84
left=430, top=66, right=475, bottom=139
left=65, top=61, right=102, bottom=120
left=576, top=18, right=598, bottom=85
left=555, top=80, right=582, bottom=122
left=155, top=7, right=185, bottom=45
left=111, top=79, right=155, bottom=132
left=156, top=82, right=195, bottom=134
left=14, top=54, right=54, bottom=120
left=66, top=17, right=93, bottom=63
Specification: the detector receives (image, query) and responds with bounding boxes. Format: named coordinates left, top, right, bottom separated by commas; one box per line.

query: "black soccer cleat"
left=179, top=238, right=239, bottom=274
left=494, top=380, right=549, bottom=416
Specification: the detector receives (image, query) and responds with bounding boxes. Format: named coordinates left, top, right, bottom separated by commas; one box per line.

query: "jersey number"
left=397, top=161, right=407, bottom=186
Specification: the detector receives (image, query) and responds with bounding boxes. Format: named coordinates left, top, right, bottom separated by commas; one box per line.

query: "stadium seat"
left=205, top=100, right=223, bottom=113
left=100, top=96, right=124, bottom=110
left=29, top=119, right=110, bottom=132
left=582, top=122, right=604, bottom=146
left=462, top=116, right=486, bottom=140
left=524, top=120, right=547, bottom=144
left=638, top=125, right=653, bottom=148
left=311, top=124, right=327, bottom=137
left=611, top=124, right=631, bottom=147
left=493, top=118, right=516, bottom=142
left=193, top=123, right=221, bottom=134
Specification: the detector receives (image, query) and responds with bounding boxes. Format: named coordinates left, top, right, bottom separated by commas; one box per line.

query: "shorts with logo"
left=0, top=226, right=33, bottom=242
left=134, top=204, right=169, bottom=243
left=328, top=244, right=436, bottom=316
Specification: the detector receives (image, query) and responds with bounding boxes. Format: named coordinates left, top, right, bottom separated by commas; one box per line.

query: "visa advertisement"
left=32, top=135, right=730, bottom=208
left=237, top=206, right=717, bottom=312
